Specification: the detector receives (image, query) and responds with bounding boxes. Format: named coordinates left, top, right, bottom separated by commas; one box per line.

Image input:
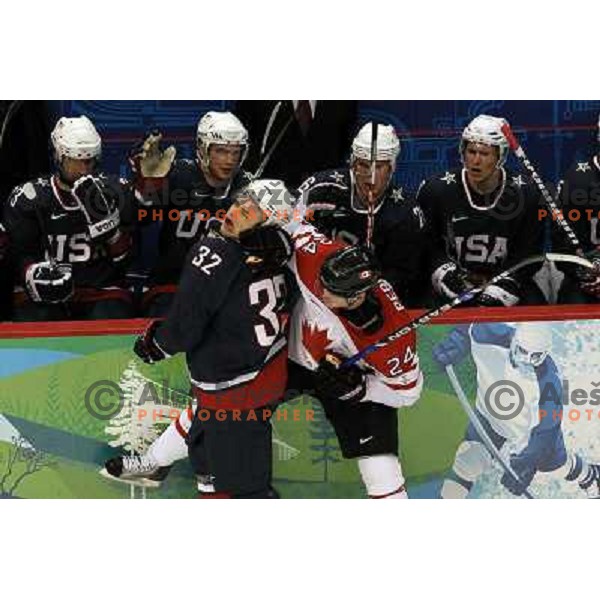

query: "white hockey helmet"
left=196, top=111, right=249, bottom=168
left=51, top=116, right=102, bottom=161
left=237, top=179, right=305, bottom=235
left=460, top=114, right=509, bottom=168
left=351, top=122, right=400, bottom=165
left=510, top=323, right=552, bottom=368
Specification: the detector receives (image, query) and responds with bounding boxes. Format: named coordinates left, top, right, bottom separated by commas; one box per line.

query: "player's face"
left=510, top=343, right=547, bottom=369
left=206, top=144, right=243, bottom=183
left=352, top=159, right=392, bottom=203
left=321, top=288, right=367, bottom=310
left=59, top=157, right=97, bottom=185
left=221, top=195, right=265, bottom=238
left=463, top=143, right=499, bottom=186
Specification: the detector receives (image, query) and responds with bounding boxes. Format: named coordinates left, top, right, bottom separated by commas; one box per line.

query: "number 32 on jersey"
left=191, top=245, right=222, bottom=274
left=250, top=275, right=287, bottom=347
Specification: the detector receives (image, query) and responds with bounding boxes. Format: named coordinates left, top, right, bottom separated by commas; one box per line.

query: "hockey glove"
left=314, top=354, right=367, bottom=404
left=500, top=453, right=536, bottom=496
left=431, top=261, right=474, bottom=301
left=133, top=320, right=171, bottom=364
left=24, top=261, right=73, bottom=304
left=129, top=131, right=176, bottom=197
left=476, top=276, right=521, bottom=307
left=575, top=248, right=600, bottom=298
left=71, top=175, right=121, bottom=240
left=431, top=324, right=471, bottom=370
left=239, top=225, right=293, bottom=273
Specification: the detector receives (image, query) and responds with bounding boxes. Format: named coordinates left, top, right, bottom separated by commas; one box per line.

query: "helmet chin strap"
left=197, top=146, right=210, bottom=170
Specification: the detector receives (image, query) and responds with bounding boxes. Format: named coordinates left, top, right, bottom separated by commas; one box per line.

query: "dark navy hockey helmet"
left=320, top=246, right=380, bottom=299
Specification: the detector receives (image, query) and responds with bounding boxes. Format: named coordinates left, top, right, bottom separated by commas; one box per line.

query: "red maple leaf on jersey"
left=302, top=319, right=334, bottom=363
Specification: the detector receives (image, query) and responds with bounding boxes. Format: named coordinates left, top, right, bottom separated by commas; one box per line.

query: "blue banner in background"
left=49, top=100, right=600, bottom=190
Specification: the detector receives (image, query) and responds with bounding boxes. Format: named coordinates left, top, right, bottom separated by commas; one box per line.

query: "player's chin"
left=216, top=167, right=235, bottom=181
left=222, top=218, right=235, bottom=236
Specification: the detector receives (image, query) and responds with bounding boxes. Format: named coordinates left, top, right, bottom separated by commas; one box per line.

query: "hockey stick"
left=365, top=122, right=378, bottom=250
left=253, top=107, right=295, bottom=180
left=341, top=252, right=593, bottom=368
left=445, top=365, right=535, bottom=499
left=501, top=122, right=582, bottom=253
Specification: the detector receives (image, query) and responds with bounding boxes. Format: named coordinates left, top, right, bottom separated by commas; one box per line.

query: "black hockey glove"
left=24, top=261, right=73, bottom=304
left=431, top=261, right=474, bottom=301
left=239, top=225, right=293, bottom=273
left=72, top=175, right=121, bottom=241
left=575, top=248, right=600, bottom=298
left=476, top=276, right=521, bottom=307
left=314, top=354, right=367, bottom=404
left=133, top=320, right=171, bottom=364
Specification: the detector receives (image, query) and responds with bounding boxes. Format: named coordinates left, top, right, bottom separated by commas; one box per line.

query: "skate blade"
left=99, top=467, right=163, bottom=489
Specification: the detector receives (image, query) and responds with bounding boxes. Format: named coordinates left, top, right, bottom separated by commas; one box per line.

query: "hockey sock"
left=357, top=455, right=408, bottom=499
left=146, top=406, right=193, bottom=467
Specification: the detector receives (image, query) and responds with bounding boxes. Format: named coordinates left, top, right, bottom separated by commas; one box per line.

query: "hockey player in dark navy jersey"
left=104, top=179, right=298, bottom=498
left=299, top=122, right=428, bottom=307
left=131, top=111, right=253, bottom=316
left=417, top=115, right=546, bottom=307
left=553, top=113, right=600, bottom=303
left=2, top=116, right=136, bottom=321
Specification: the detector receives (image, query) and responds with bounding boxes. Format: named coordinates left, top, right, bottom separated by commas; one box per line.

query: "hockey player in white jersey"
left=286, top=225, right=423, bottom=498
left=433, top=322, right=600, bottom=498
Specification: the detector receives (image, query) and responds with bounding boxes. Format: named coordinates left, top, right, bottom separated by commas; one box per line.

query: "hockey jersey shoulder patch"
left=8, top=178, right=49, bottom=209
left=440, top=171, right=458, bottom=185
left=299, top=168, right=350, bottom=197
